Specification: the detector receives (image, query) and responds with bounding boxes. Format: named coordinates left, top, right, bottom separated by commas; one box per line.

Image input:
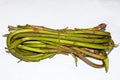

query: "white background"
left=0, top=0, right=120, bottom=80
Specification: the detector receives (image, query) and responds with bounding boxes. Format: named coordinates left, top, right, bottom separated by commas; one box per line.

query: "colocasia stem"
left=5, top=23, right=115, bottom=72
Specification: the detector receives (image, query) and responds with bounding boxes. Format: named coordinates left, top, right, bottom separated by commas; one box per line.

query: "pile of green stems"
left=6, top=24, right=114, bottom=72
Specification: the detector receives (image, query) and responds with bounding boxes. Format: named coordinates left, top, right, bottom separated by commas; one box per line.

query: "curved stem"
left=71, top=47, right=106, bottom=60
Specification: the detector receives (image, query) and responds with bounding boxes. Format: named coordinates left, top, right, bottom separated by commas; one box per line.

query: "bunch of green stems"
left=6, top=23, right=114, bottom=72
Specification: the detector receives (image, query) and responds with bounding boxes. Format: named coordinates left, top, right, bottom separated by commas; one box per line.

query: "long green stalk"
left=11, top=32, right=110, bottom=43
left=9, top=37, right=110, bottom=50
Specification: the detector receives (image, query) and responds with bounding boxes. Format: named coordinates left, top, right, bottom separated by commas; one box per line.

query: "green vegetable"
left=5, top=23, right=115, bottom=72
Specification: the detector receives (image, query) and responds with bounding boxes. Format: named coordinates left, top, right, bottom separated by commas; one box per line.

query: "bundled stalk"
left=5, top=23, right=115, bottom=72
